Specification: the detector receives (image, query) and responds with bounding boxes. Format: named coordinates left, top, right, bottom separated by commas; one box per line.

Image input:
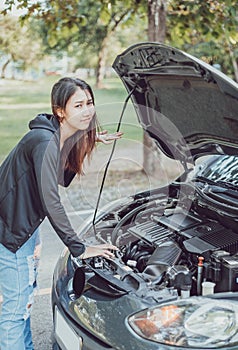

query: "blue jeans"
left=0, top=231, right=38, bottom=350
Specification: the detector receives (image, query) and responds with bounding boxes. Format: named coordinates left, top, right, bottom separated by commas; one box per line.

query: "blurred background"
left=0, top=0, right=237, bottom=175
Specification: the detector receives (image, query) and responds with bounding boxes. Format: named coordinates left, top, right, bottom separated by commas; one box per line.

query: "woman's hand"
left=96, top=130, right=123, bottom=144
left=80, top=243, right=118, bottom=260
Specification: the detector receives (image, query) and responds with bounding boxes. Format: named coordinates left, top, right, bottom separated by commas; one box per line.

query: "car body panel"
left=52, top=44, right=238, bottom=350
left=52, top=156, right=238, bottom=349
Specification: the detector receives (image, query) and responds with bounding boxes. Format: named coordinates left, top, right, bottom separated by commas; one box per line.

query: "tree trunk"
left=230, top=52, right=238, bottom=83
left=143, top=0, right=167, bottom=176
left=232, top=57, right=238, bottom=82
left=148, top=0, right=167, bottom=42
left=1, top=58, right=11, bottom=79
left=96, top=36, right=109, bottom=89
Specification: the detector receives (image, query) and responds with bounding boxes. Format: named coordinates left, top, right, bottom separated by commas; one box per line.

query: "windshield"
left=199, top=155, right=238, bottom=186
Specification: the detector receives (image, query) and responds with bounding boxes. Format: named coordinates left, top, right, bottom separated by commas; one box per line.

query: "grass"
left=0, top=75, right=143, bottom=163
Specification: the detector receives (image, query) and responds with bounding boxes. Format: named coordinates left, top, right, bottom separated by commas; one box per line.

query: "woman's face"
left=61, top=87, right=95, bottom=133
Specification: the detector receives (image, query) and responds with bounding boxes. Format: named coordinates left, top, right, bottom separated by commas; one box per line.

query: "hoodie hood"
left=112, top=42, right=238, bottom=163
left=29, top=113, right=59, bottom=133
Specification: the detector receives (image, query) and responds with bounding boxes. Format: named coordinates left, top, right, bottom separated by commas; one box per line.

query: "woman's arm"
left=32, top=138, right=85, bottom=257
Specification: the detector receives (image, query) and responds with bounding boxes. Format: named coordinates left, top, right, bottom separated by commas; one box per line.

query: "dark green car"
left=52, top=43, right=238, bottom=350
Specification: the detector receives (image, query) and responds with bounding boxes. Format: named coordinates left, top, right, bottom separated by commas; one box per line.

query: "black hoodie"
left=0, top=113, right=85, bottom=257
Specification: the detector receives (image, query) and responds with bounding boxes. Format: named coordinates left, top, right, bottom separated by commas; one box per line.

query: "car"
left=51, top=42, right=238, bottom=350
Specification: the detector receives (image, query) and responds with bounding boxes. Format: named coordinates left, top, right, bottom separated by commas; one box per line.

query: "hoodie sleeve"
left=31, top=137, right=85, bottom=257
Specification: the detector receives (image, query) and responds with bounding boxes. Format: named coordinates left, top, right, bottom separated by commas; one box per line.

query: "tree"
left=2, top=0, right=145, bottom=87
left=3, top=0, right=238, bottom=80
left=93, top=1, right=142, bottom=88
left=148, top=0, right=166, bottom=42
left=0, top=13, right=43, bottom=78
left=142, top=0, right=168, bottom=176
left=167, top=0, right=238, bottom=81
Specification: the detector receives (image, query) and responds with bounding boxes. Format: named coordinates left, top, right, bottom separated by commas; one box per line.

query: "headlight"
left=128, top=297, right=238, bottom=348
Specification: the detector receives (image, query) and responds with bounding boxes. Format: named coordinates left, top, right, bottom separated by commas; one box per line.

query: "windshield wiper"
left=194, top=175, right=217, bottom=186
left=215, top=180, right=238, bottom=192
left=195, top=176, right=238, bottom=193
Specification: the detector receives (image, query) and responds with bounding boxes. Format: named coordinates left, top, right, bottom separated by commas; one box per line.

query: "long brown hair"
left=51, top=77, right=98, bottom=174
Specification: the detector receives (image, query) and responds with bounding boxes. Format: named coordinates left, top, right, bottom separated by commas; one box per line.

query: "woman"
left=0, top=77, right=120, bottom=349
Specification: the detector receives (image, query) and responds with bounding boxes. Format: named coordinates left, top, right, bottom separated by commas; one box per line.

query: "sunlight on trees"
left=1, top=0, right=238, bottom=82
left=0, top=14, right=43, bottom=79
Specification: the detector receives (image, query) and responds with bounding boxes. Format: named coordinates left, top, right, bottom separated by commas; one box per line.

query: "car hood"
left=112, top=42, right=238, bottom=163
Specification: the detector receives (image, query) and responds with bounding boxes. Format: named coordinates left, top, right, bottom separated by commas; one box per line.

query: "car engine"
left=76, top=182, right=238, bottom=301
left=119, top=207, right=238, bottom=295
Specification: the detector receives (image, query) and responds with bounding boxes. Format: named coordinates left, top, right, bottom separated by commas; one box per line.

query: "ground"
left=60, top=142, right=184, bottom=214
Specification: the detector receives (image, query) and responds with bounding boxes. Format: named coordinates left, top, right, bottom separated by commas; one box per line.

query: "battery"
left=215, top=255, right=238, bottom=292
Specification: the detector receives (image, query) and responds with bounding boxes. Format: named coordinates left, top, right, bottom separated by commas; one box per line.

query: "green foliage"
left=168, top=0, right=238, bottom=42
left=2, top=0, right=146, bottom=69
left=1, top=0, right=238, bottom=80
left=0, top=13, right=43, bottom=76
left=167, top=0, right=238, bottom=78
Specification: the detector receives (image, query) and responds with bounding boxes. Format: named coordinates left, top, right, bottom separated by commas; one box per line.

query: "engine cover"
left=129, top=209, right=238, bottom=259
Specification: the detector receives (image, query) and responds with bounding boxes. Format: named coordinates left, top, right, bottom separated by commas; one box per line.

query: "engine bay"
left=74, top=182, right=238, bottom=301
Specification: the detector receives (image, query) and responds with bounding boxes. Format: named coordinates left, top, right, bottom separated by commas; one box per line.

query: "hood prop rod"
left=92, top=85, right=137, bottom=237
